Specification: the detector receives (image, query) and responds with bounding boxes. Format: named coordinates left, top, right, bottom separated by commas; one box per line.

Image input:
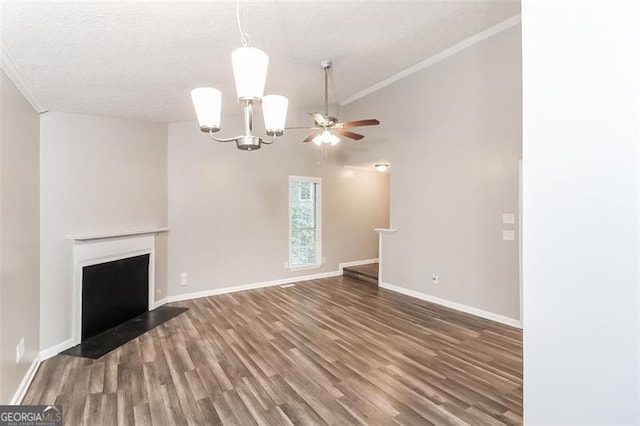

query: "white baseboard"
left=163, top=269, right=342, bottom=304
left=379, top=281, right=522, bottom=329
left=39, top=338, right=74, bottom=361
left=9, top=354, right=41, bottom=405
left=153, top=296, right=169, bottom=309
left=338, top=258, right=379, bottom=274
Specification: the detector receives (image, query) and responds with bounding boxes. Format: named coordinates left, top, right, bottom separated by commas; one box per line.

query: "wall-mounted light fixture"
left=374, top=163, right=390, bottom=172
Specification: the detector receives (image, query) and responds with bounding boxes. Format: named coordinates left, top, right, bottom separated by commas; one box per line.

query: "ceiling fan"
left=290, top=60, right=380, bottom=146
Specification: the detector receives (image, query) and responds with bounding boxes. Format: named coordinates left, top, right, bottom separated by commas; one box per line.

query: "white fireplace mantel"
left=70, top=232, right=161, bottom=346
left=65, top=227, right=169, bottom=241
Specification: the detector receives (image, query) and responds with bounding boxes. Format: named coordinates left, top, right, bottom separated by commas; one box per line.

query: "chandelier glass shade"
left=191, top=47, right=288, bottom=151
left=231, top=47, right=268, bottom=101
left=191, top=87, right=222, bottom=131
left=262, top=95, right=289, bottom=136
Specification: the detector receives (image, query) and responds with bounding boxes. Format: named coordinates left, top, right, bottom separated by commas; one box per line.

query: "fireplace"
left=71, top=233, right=157, bottom=346
left=81, top=254, right=150, bottom=341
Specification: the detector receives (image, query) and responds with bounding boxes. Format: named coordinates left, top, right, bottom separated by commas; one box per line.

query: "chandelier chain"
left=236, top=0, right=251, bottom=47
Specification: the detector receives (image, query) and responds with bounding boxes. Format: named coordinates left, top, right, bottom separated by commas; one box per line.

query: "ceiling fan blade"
left=339, top=119, right=380, bottom=128
left=285, top=126, right=319, bottom=130
left=309, top=112, right=328, bottom=127
left=335, top=129, right=364, bottom=140
left=303, top=132, right=320, bottom=143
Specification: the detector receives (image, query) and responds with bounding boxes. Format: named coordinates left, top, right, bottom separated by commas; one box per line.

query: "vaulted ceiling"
left=1, top=1, right=520, bottom=123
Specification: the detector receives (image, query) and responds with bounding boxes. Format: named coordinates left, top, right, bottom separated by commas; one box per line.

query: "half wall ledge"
left=375, top=228, right=397, bottom=234
left=375, top=228, right=396, bottom=285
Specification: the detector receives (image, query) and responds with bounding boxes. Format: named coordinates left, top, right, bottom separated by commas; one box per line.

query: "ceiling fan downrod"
left=321, top=60, right=332, bottom=117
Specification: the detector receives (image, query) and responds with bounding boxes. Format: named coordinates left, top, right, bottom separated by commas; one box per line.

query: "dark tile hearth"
left=61, top=306, right=188, bottom=359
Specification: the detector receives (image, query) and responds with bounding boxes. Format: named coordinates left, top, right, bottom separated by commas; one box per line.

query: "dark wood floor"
left=24, top=276, right=522, bottom=425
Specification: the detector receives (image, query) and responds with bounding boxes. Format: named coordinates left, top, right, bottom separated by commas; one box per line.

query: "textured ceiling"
left=1, top=1, right=520, bottom=123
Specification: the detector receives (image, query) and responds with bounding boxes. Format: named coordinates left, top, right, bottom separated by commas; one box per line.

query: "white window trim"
left=288, top=175, right=322, bottom=270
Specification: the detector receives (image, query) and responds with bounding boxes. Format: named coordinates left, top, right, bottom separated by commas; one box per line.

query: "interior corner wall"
left=340, top=25, right=522, bottom=321
left=0, top=69, right=40, bottom=403
left=522, top=1, right=639, bottom=423
left=166, top=107, right=389, bottom=298
left=39, top=112, right=168, bottom=351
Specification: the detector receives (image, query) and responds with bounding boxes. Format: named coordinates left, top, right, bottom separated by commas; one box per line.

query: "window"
left=299, top=184, right=311, bottom=201
left=289, top=176, right=321, bottom=268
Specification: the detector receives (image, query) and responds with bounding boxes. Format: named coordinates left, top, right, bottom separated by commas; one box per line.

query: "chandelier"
left=190, top=2, right=288, bottom=151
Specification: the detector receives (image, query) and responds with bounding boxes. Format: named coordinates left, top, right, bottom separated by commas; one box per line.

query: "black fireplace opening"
left=82, top=254, right=149, bottom=341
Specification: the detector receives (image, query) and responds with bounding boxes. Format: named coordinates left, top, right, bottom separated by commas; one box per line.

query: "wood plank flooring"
left=23, top=276, right=522, bottom=425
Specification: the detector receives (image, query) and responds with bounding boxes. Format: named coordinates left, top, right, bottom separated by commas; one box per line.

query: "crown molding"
left=339, top=14, right=521, bottom=106
left=0, top=45, right=46, bottom=113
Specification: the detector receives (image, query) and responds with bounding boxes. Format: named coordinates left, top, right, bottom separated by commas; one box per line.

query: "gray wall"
left=39, top=112, right=168, bottom=351
left=522, top=1, right=639, bottom=423
left=167, top=107, right=390, bottom=297
left=0, top=70, right=40, bottom=403
left=341, top=25, right=522, bottom=321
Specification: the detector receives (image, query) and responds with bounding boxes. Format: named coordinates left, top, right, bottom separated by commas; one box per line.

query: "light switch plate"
left=502, top=230, right=515, bottom=241
left=502, top=213, right=515, bottom=224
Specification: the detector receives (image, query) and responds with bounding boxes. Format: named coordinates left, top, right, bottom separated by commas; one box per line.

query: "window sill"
left=287, top=263, right=322, bottom=272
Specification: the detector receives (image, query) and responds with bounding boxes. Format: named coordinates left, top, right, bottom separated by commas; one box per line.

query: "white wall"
left=0, top=70, right=40, bottom=403
left=341, top=25, right=522, bottom=322
left=40, top=112, right=168, bottom=351
left=522, top=1, right=639, bottom=424
left=167, top=107, right=389, bottom=297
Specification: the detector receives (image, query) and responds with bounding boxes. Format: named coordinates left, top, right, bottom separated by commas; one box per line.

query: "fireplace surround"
left=71, top=232, right=158, bottom=346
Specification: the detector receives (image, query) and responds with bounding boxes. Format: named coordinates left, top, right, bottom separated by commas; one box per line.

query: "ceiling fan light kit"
left=190, top=3, right=288, bottom=151
left=313, top=130, right=340, bottom=146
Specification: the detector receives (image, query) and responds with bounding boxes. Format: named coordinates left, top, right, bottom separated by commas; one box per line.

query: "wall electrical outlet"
left=180, top=272, right=188, bottom=286
left=502, top=213, right=516, bottom=224
left=16, top=338, right=25, bottom=363
left=322, top=257, right=326, bottom=264
left=284, top=261, right=289, bottom=269
left=502, top=230, right=515, bottom=241
left=431, top=273, right=439, bottom=284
